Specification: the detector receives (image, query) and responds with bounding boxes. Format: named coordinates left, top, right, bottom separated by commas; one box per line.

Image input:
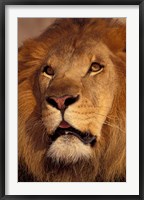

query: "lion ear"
left=104, top=18, right=126, bottom=53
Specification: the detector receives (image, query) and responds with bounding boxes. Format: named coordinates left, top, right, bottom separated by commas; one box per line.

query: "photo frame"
left=0, top=0, right=143, bottom=199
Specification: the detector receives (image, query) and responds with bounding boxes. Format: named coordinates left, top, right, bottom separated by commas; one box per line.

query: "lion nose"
left=46, top=95, right=79, bottom=110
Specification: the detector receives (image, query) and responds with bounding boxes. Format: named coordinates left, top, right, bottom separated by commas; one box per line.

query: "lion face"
left=40, top=40, right=116, bottom=163
left=18, top=18, right=126, bottom=182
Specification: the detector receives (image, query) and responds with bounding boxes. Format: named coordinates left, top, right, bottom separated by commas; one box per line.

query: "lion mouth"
left=50, top=121, right=96, bottom=146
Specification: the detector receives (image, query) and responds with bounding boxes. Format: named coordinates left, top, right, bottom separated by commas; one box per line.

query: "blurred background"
left=18, top=18, right=56, bottom=47
left=18, top=18, right=125, bottom=47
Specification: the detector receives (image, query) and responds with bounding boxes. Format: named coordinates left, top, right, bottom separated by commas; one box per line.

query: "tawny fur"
left=18, top=18, right=126, bottom=182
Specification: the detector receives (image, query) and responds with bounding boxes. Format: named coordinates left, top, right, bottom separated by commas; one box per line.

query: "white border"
left=5, top=5, right=139, bottom=195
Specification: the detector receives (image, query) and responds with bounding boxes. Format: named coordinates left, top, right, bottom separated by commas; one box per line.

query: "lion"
left=18, top=18, right=126, bottom=182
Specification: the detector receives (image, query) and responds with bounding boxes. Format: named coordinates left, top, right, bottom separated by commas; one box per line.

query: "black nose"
left=46, top=95, right=79, bottom=110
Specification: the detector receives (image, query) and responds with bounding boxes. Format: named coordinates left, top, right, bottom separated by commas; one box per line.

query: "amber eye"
left=43, top=65, right=54, bottom=77
left=89, top=62, right=104, bottom=74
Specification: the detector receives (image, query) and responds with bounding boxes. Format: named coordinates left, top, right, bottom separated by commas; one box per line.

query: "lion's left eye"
left=42, top=65, right=54, bottom=77
left=89, top=62, right=104, bottom=74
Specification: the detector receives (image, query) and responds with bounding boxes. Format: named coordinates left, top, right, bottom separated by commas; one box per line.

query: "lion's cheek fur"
left=64, top=95, right=113, bottom=139
left=42, top=104, right=62, bottom=133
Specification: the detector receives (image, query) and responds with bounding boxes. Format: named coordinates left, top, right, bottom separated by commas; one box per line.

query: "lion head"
left=18, top=18, right=126, bottom=182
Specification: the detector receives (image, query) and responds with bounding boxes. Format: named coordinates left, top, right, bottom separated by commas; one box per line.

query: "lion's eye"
left=43, top=65, right=54, bottom=77
left=89, top=62, right=104, bottom=74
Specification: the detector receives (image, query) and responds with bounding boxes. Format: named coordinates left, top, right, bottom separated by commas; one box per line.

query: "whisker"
left=103, top=121, right=125, bottom=133
left=94, top=112, right=119, bottom=121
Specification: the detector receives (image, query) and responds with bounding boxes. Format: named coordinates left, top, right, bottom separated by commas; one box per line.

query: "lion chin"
left=47, top=134, right=93, bottom=163
left=18, top=18, right=126, bottom=182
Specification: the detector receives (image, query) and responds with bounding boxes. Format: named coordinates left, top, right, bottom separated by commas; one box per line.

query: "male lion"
left=18, top=18, right=126, bottom=182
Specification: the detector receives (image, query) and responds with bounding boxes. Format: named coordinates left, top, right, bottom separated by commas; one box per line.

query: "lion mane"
left=18, top=18, right=126, bottom=182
